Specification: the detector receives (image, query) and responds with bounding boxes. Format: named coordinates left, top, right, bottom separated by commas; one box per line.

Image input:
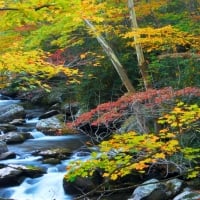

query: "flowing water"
left=0, top=97, right=89, bottom=200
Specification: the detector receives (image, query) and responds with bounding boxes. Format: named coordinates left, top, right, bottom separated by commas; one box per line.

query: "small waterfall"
left=0, top=94, right=20, bottom=106
left=30, top=129, right=45, bottom=138
left=0, top=130, right=4, bottom=135
left=26, top=118, right=39, bottom=124
left=25, top=118, right=45, bottom=139
left=0, top=100, right=20, bottom=106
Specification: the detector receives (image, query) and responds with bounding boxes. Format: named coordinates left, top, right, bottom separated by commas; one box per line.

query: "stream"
left=0, top=97, right=89, bottom=200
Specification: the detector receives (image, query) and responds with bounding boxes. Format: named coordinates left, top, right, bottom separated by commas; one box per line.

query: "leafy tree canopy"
left=1, top=0, right=199, bottom=91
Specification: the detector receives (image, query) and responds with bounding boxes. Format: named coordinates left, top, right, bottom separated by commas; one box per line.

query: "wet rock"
left=38, top=110, right=60, bottom=120
left=173, top=189, right=200, bottom=200
left=43, top=158, right=61, bottom=164
left=0, top=104, right=26, bottom=123
left=36, top=115, right=64, bottom=135
left=0, top=152, right=16, bottom=160
left=9, top=119, right=26, bottom=126
left=21, top=132, right=34, bottom=140
left=0, top=124, right=17, bottom=133
left=165, top=178, right=185, bottom=198
left=0, top=165, right=22, bottom=186
left=33, top=148, right=72, bottom=160
left=0, top=164, right=45, bottom=186
left=0, top=141, right=8, bottom=153
left=0, top=131, right=33, bottom=144
left=36, top=149, right=59, bottom=157
left=128, top=178, right=197, bottom=200
left=21, top=165, right=46, bottom=178
left=128, top=179, right=167, bottom=200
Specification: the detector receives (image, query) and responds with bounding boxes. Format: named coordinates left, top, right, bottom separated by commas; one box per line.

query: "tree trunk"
left=84, top=19, right=135, bottom=93
left=127, top=0, right=152, bottom=90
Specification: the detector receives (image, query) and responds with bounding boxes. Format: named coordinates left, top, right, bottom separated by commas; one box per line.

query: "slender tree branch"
left=0, top=3, right=56, bottom=12
left=0, top=8, right=18, bottom=11
left=35, top=4, right=55, bottom=11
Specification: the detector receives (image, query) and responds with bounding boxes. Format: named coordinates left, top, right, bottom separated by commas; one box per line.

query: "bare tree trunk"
left=84, top=18, right=135, bottom=93
left=127, top=0, right=152, bottom=90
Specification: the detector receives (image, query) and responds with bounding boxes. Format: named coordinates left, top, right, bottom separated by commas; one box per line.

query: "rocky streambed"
left=0, top=96, right=89, bottom=200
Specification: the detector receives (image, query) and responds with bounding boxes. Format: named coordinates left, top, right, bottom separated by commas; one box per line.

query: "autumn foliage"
left=66, top=99, right=200, bottom=183
left=67, top=87, right=200, bottom=129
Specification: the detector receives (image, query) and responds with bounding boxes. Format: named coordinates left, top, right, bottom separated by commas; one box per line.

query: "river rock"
left=0, top=152, right=16, bottom=160
left=43, top=158, right=61, bottom=164
left=0, top=164, right=45, bottom=186
left=173, top=189, right=200, bottom=200
left=0, top=104, right=26, bottom=123
left=165, top=178, right=185, bottom=198
left=0, top=131, right=33, bottom=144
left=32, top=148, right=72, bottom=160
left=128, top=178, right=167, bottom=200
left=0, top=165, right=22, bottom=186
left=0, top=124, right=17, bottom=133
left=36, top=115, right=64, bottom=135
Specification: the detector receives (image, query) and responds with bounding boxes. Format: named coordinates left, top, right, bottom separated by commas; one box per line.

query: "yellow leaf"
left=111, top=174, right=118, bottom=180
left=103, top=173, right=109, bottom=177
left=80, top=53, right=87, bottom=59
left=154, top=153, right=165, bottom=159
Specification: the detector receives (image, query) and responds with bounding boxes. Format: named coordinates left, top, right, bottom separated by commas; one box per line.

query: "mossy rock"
left=43, top=158, right=61, bottom=164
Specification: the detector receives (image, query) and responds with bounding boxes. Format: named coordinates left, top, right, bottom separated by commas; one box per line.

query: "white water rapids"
left=0, top=97, right=89, bottom=200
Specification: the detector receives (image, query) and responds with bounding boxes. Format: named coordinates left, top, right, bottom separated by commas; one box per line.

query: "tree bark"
left=84, top=19, right=135, bottom=93
left=127, top=0, right=152, bottom=90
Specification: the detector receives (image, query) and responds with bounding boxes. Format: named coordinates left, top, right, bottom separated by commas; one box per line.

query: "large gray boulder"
left=0, top=164, right=45, bottom=186
left=36, top=115, right=64, bottom=135
left=173, top=189, right=200, bottom=200
left=0, top=104, right=25, bottom=123
left=128, top=179, right=167, bottom=200
left=128, top=178, right=195, bottom=200
left=0, top=165, right=22, bottom=186
left=0, top=151, right=16, bottom=160
left=0, top=131, right=33, bottom=144
left=32, top=148, right=72, bottom=164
